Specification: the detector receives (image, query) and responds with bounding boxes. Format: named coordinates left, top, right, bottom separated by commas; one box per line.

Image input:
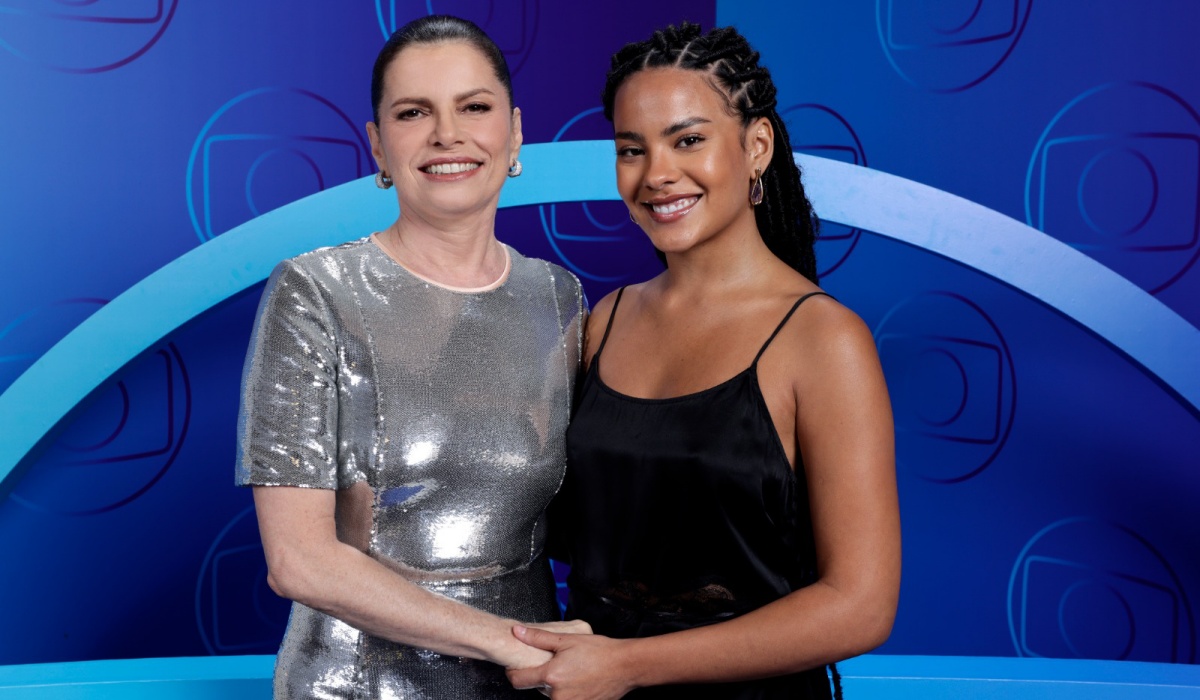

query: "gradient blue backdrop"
left=0, top=0, right=1196, bottom=670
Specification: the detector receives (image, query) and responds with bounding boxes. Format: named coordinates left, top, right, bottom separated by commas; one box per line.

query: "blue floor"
left=1, top=654, right=1199, bottom=699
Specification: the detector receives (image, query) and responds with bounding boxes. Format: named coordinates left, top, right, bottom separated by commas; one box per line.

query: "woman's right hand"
left=498, top=619, right=591, bottom=669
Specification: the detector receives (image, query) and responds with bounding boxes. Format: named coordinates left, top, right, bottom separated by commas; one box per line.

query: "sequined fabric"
left=237, top=237, right=583, bottom=699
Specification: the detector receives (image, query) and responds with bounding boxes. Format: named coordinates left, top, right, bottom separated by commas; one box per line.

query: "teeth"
left=425, top=162, right=480, bottom=175
left=650, top=197, right=698, bottom=215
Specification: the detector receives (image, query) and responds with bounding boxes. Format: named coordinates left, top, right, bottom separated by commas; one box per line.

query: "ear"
left=746, top=116, right=773, bottom=175
left=510, top=106, right=524, bottom=162
left=366, top=121, right=387, bottom=173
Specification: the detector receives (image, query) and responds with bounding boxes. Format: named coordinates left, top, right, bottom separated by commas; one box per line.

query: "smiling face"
left=613, top=67, right=771, bottom=256
left=367, top=41, right=521, bottom=224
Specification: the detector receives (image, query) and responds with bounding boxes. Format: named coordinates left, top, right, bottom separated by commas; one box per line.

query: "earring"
left=508, top=160, right=523, bottom=178
left=375, top=171, right=393, bottom=189
left=629, top=211, right=637, bottom=224
left=749, top=168, right=764, bottom=206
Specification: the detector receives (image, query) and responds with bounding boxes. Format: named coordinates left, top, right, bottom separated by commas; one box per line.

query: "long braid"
left=601, top=22, right=820, bottom=283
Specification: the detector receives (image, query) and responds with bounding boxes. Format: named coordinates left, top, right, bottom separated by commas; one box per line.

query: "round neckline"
left=369, top=233, right=511, bottom=294
left=590, top=356, right=754, bottom=405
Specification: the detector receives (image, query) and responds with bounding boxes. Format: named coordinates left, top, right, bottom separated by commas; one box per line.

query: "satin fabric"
left=555, top=290, right=835, bottom=699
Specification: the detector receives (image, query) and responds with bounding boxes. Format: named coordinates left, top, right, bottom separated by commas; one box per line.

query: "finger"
left=506, top=665, right=546, bottom=690
left=513, top=624, right=565, bottom=651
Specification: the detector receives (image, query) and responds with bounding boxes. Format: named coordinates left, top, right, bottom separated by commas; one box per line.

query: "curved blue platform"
left=1, top=140, right=1197, bottom=502
left=1, top=655, right=1197, bottom=699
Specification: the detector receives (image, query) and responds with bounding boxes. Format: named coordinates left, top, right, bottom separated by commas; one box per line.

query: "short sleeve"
left=550, top=265, right=586, bottom=372
left=236, top=259, right=340, bottom=488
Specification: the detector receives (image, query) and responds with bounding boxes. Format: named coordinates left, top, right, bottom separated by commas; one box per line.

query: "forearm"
left=274, top=542, right=530, bottom=663
left=255, top=487, right=544, bottom=667
left=620, top=580, right=893, bottom=688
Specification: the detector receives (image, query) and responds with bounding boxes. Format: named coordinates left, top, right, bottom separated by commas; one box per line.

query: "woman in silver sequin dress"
left=236, top=16, right=586, bottom=699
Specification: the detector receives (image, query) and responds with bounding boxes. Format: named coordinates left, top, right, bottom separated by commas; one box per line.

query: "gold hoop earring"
left=749, top=168, right=764, bottom=206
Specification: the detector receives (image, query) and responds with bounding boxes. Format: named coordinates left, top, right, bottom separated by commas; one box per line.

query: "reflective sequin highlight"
left=237, top=238, right=583, bottom=698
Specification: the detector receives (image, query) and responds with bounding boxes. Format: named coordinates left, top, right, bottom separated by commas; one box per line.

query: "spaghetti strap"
left=592, top=286, right=627, bottom=362
left=751, top=292, right=832, bottom=367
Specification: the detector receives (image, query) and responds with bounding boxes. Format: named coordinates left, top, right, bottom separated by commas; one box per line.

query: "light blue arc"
left=0, top=140, right=1197, bottom=499
left=3, top=654, right=1200, bottom=698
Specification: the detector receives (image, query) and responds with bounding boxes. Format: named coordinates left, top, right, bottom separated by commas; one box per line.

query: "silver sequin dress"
left=236, top=237, right=583, bottom=699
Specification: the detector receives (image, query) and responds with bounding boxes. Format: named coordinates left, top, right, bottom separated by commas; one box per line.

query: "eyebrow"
left=614, top=117, right=713, bottom=142
left=389, top=88, right=497, bottom=109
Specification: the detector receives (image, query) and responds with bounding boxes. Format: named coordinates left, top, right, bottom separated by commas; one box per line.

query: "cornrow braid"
left=602, top=22, right=820, bottom=283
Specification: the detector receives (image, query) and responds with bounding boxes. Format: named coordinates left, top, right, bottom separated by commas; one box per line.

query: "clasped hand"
left=507, top=623, right=636, bottom=700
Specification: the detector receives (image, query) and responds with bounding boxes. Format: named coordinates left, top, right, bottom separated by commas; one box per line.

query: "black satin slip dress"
left=555, top=288, right=841, bottom=699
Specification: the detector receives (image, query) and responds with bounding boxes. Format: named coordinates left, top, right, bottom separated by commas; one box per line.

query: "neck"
left=382, top=207, right=507, bottom=288
left=658, top=215, right=779, bottom=303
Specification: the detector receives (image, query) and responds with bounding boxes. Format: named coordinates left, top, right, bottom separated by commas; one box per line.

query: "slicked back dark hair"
left=602, top=22, right=820, bottom=283
left=371, top=15, right=513, bottom=124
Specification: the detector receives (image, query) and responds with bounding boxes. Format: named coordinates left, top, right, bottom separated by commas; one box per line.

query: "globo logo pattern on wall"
left=875, top=0, right=1033, bottom=92
left=1026, top=82, right=1200, bottom=294
left=875, top=292, right=1016, bottom=483
left=0, top=300, right=190, bottom=515
left=196, top=507, right=291, bottom=655
left=1009, top=518, right=1195, bottom=663
left=0, top=0, right=179, bottom=73
left=187, top=88, right=372, bottom=243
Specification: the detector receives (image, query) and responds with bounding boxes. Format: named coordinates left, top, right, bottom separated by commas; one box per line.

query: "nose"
left=431, top=110, right=463, bottom=147
left=643, top=147, right=679, bottom=191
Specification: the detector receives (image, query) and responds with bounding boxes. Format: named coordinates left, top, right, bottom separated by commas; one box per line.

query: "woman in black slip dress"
left=506, top=23, right=901, bottom=700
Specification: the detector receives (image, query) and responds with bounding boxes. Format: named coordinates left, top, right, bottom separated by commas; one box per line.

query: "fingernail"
left=513, top=625, right=526, bottom=635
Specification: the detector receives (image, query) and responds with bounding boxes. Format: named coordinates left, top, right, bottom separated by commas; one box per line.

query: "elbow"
left=263, top=545, right=317, bottom=604
left=859, top=609, right=895, bottom=654
left=847, top=598, right=897, bottom=656
left=265, top=566, right=292, bottom=600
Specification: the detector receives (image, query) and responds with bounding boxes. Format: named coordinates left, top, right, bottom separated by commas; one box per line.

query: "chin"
left=647, top=230, right=704, bottom=255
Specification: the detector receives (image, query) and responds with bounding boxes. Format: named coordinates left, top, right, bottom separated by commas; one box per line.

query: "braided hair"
left=601, top=23, right=820, bottom=284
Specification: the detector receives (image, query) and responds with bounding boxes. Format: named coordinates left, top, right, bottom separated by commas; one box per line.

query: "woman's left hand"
left=506, top=625, right=637, bottom=700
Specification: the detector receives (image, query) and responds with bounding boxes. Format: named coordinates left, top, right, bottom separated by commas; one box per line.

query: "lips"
left=643, top=195, right=700, bottom=221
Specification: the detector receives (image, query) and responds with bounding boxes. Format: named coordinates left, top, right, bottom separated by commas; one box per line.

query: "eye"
left=616, top=145, right=644, bottom=157
left=396, top=108, right=424, bottom=120
left=677, top=134, right=704, bottom=148
left=463, top=102, right=492, bottom=114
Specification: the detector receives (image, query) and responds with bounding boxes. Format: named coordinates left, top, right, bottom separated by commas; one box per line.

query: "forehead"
left=383, top=41, right=499, bottom=94
left=613, top=67, right=736, bottom=128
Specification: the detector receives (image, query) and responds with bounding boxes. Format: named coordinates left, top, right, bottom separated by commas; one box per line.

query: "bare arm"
left=255, top=485, right=563, bottom=668
left=509, top=302, right=900, bottom=697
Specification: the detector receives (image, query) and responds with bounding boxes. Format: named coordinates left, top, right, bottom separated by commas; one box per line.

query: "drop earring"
left=749, top=168, right=764, bottom=206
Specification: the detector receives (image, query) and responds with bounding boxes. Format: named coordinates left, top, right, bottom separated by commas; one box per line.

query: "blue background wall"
left=1, top=0, right=1196, bottom=669
left=718, top=1, right=1200, bottom=663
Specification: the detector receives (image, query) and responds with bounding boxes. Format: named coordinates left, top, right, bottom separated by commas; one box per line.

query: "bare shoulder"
left=770, top=292, right=882, bottom=382
left=582, top=283, right=647, bottom=368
